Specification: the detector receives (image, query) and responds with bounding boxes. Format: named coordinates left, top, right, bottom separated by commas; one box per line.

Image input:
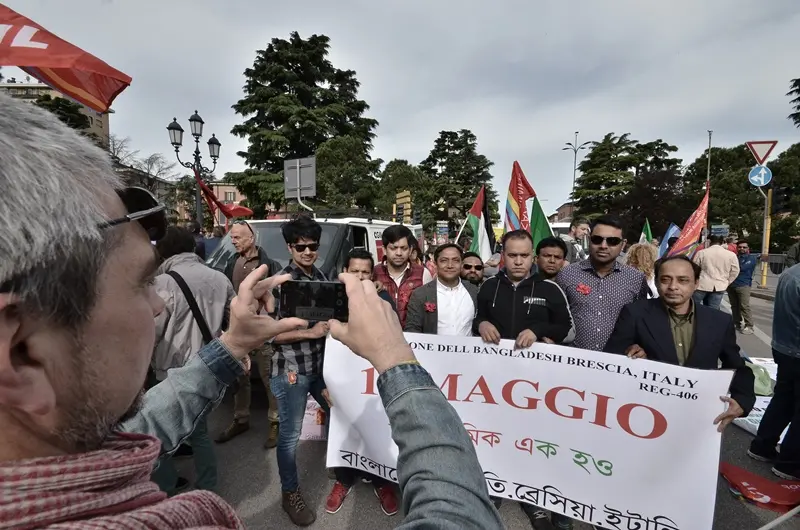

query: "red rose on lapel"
left=424, top=302, right=437, bottom=313
left=576, top=283, right=592, bottom=295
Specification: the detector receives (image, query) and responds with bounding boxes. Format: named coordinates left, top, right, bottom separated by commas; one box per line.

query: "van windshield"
left=206, top=222, right=340, bottom=274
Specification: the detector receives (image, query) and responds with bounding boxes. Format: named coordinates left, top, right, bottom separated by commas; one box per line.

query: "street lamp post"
left=562, top=131, right=591, bottom=202
left=167, top=111, right=221, bottom=227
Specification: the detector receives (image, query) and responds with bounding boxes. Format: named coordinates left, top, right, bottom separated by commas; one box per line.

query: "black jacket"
left=222, top=246, right=283, bottom=284
left=604, top=298, right=756, bottom=416
left=472, top=271, right=574, bottom=343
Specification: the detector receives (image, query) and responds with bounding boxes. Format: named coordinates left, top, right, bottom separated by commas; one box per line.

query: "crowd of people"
left=2, top=91, right=796, bottom=530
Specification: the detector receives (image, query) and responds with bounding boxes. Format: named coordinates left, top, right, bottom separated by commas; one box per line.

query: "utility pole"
left=563, top=131, right=591, bottom=202
left=704, top=130, right=712, bottom=246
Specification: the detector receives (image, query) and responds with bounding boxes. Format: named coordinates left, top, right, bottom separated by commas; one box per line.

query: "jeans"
left=692, top=290, right=724, bottom=310
left=151, top=415, right=217, bottom=493
left=752, top=350, right=800, bottom=474
left=727, top=285, right=753, bottom=328
left=234, top=343, right=279, bottom=423
left=270, top=371, right=329, bottom=491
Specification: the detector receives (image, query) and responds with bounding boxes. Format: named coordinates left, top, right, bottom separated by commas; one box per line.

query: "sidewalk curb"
left=751, top=291, right=775, bottom=302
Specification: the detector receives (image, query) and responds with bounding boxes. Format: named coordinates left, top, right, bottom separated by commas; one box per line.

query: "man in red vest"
left=372, top=225, right=433, bottom=327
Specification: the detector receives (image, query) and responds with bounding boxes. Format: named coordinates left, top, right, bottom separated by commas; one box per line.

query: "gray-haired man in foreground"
left=0, top=93, right=501, bottom=528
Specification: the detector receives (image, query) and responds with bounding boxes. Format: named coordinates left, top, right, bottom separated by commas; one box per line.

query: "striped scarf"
left=0, top=432, right=243, bottom=530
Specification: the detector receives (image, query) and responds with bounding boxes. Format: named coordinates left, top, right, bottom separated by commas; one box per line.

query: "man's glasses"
left=590, top=235, right=623, bottom=247
left=463, top=264, right=483, bottom=271
left=292, top=243, right=320, bottom=253
left=233, top=220, right=254, bottom=234
left=98, top=187, right=167, bottom=242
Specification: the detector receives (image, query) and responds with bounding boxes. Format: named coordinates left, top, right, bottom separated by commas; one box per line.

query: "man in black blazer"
left=605, top=255, right=755, bottom=428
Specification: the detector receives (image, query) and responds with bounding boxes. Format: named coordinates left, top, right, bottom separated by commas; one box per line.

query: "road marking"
left=720, top=299, right=771, bottom=347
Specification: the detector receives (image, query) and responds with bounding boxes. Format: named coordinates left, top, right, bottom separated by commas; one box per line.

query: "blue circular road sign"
left=748, top=165, right=772, bottom=187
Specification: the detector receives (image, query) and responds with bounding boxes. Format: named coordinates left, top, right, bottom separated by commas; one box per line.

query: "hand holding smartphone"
left=278, top=280, right=349, bottom=322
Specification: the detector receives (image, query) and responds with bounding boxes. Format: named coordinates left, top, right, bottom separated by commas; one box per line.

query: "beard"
left=51, top=340, right=149, bottom=453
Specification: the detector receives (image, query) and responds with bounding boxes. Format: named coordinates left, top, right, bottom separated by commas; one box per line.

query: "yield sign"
left=746, top=141, right=778, bottom=166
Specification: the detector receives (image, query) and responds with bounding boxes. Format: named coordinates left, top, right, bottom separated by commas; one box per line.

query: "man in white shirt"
left=404, top=243, right=478, bottom=335
left=692, top=235, right=740, bottom=310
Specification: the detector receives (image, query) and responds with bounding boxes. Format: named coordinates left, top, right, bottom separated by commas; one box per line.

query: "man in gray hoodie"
left=151, top=226, right=236, bottom=494
left=559, top=218, right=590, bottom=264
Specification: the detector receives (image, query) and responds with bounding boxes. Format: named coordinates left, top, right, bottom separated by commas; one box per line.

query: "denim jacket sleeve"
left=120, top=339, right=243, bottom=459
left=378, top=363, right=503, bottom=529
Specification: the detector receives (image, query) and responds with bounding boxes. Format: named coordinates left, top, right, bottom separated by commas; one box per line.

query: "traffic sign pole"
left=745, top=140, right=778, bottom=290
left=759, top=188, right=773, bottom=289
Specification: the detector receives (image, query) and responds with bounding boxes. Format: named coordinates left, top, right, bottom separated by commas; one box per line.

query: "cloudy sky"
left=3, top=0, right=799, bottom=218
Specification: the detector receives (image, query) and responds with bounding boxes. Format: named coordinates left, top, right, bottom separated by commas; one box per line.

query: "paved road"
left=174, top=299, right=787, bottom=530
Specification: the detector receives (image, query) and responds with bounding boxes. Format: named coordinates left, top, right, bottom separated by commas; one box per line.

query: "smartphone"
left=279, top=280, right=349, bottom=322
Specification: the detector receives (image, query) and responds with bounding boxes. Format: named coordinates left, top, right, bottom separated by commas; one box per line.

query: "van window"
left=206, top=223, right=340, bottom=273
left=352, top=225, right=368, bottom=250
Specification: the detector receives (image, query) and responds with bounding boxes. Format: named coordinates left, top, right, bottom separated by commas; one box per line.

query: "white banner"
left=324, top=334, right=734, bottom=530
left=733, top=396, right=788, bottom=443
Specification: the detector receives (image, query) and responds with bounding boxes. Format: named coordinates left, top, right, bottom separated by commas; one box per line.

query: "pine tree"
left=227, top=32, right=378, bottom=216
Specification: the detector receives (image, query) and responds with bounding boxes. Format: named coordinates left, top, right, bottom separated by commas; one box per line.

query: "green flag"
left=529, top=196, right=553, bottom=249
left=639, top=218, right=653, bottom=244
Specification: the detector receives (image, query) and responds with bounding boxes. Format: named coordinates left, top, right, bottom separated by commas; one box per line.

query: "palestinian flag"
left=463, top=185, right=496, bottom=262
left=639, top=218, right=653, bottom=244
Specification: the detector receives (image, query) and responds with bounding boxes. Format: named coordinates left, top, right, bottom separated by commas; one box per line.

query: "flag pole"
left=455, top=185, right=483, bottom=245
left=704, top=130, right=712, bottom=245
left=454, top=217, right=468, bottom=245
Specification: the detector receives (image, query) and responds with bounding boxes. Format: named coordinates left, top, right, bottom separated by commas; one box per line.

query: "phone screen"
left=279, top=280, right=349, bottom=322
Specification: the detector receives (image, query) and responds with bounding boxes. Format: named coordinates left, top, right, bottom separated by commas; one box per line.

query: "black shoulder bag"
left=167, top=271, right=215, bottom=345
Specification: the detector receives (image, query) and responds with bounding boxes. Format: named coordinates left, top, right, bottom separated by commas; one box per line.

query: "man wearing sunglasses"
left=461, top=251, right=485, bottom=286
left=270, top=215, right=333, bottom=526
left=216, top=220, right=284, bottom=448
left=557, top=216, right=649, bottom=352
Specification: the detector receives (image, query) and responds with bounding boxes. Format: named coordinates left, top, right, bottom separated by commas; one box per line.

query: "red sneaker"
left=374, top=484, right=399, bottom=516
left=325, top=482, right=352, bottom=514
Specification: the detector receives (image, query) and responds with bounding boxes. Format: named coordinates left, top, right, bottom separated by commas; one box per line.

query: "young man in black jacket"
left=473, top=230, right=574, bottom=348
left=471, top=229, right=575, bottom=530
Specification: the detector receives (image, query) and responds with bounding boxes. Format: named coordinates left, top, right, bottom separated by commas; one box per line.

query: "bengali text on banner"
left=324, top=333, right=734, bottom=530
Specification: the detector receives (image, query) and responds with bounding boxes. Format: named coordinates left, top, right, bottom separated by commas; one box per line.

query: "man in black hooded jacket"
left=473, top=230, right=574, bottom=347
left=472, top=229, right=576, bottom=528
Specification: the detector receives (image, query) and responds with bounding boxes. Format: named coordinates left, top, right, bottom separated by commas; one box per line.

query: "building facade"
left=549, top=201, right=575, bottom=223
left=0, top=77, right=110, bottom=146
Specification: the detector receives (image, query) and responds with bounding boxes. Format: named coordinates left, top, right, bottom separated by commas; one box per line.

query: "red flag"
left=668, top=181, right=709, bottom=257
left=194, top=170, right=253, bottom=222
left=720, top=462, right=800, bottom=513
left=0, top=5, right=131, bottom=112
left=505, top=161, right=536, bottom=233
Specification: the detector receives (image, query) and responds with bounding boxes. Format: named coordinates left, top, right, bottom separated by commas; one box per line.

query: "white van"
left=206, top=217, right=424, bottom=278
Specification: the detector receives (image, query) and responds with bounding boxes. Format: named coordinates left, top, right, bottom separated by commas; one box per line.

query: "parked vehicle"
left=206, top=217, right=424, bottom=279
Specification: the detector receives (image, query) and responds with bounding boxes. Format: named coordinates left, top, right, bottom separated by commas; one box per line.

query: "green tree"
left=573, top=133, right=639, bottom=218
left=34, top=94, right=90, bottom=130
left=418, top=129, right=499, bottom=231
left=174, top=175, right=214, bottom=231
left=225, top=169, right=283, bottom=218
left=376, top=159, right=428, bottom=219
left=788, top=78, right=800, bottom=128
left=227, top=31, right=378, bottom=216
left=315, top=135, right=383, bottom=211
left=683, top=145, right=763, bottom=246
